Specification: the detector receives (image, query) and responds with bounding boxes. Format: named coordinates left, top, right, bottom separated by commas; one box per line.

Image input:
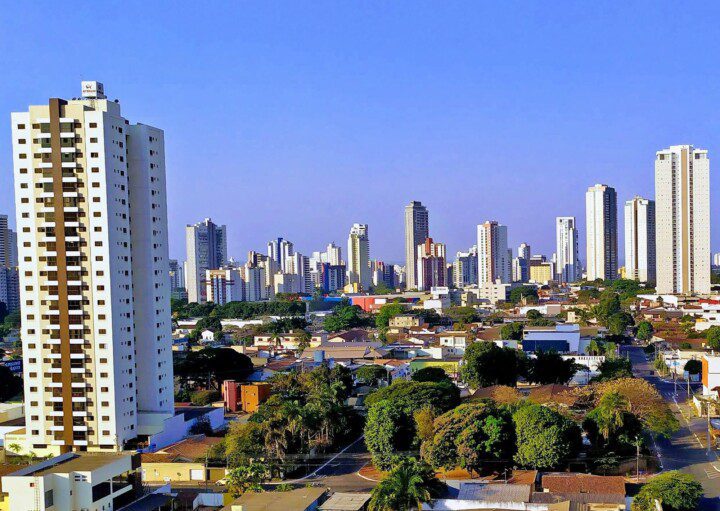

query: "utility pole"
left=635, top=435, right=640, bottom=482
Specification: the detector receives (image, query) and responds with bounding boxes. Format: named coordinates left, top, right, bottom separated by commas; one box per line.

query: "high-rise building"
left=477, top=221, right=510, bottom=284
left=585, top=184, right=618, bottom=281
left=0, top=215, right=19, bottom=312
left=168, top=259, right=185, bottom=291
left=404, top=201, right=429, bottom=290
left=267, top=238, right=294, bottom=273
left=320, top=263, right=347, bottom=293
left=186, top=218, right=227, bottom=303
left=206, top=268, right=244, bottom=305
left=347, top=223, right=371, bottom=290
left=655, top=145, right=710, bottom=294
left=529, top=255, right=555, bottom=284
left=713, top=253, right=720, bottom=268
left=287, top=252, right=312, bottom=294
left=555, top=217, right=579, bottom=283
left=11, top=81, right=173, bottom=454
left=513, top=243, right=531, bottom=283
left=416, top=238, right=446, bottom=291
left=624, top=196, right=656, bottom=284
left=452, top=245, right=478, bottom=288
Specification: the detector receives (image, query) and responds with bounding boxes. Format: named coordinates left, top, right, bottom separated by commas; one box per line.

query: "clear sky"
left=1, top=1, right=719, bottom=265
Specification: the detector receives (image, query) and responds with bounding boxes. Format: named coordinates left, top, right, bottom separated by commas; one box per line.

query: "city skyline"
left=2, top=4, right=720, bottom=263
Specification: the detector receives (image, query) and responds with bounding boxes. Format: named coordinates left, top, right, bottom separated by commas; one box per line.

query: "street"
left=622, top=345, right=720, bottom=510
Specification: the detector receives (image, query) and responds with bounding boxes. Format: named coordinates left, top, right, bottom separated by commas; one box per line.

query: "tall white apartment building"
left=267, top=237, right=294, bottom=273
left=185, top=218, right=226, bottom=303
left=477, top=221, right=510, bottom=285
left=624, top=196, right=656, bottom=284
left=287, top=252, right=312, bottom=294
left=347, top=223, right=371, bottom=290
left=655, top=145, right=710, bottom=294
left=243, top=263, right=267, bottom=302
left=452, top=245, right=478, bottom=288
left=206, top=268, right=244, bottom=305
left=555, top=217, right=579, bottom=283
left=585, top=184, right=618, bottom=281
left=416, top=238, right=446, bottom=291
left=404, top=201, right=429, bottom=290
left=11, top=81, right=173, bottom=454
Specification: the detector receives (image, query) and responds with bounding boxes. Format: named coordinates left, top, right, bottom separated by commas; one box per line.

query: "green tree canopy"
left=508, top=286, right=539, bottom=304
left=412, top=366, right=451, bottom=383
left=527, top=351, right=577, bottom=384
left=375, top=303, right=407, bottom=330
left=461, top=342, right=523, bottom=388
left=356, top=365, right=390, bottom=385
left=592, top=358, right=633, bottom=382
left=175, top=347, right=253, bottom=389
left=636, top=321, right=654, bottom=341
left=424, top=401, right=515, bottom=476
left=684, top=359, right=702, bottom=375
left=368, top=457, right=443, bottom=511
left=445, top=306, right=481, bottom=324
left=500, top=322, right=524, bottom=341
left=706, top=326, right=720, bottom=350
left=323, top=302, right=368, bottom=332
left=631, top=471, right=703, bottom=511
left=513, top=403, right=582, bottom=469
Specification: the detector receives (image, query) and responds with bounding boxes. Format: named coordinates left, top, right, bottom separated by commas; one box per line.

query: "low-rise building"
left=222, top=486, right=328, bottom=511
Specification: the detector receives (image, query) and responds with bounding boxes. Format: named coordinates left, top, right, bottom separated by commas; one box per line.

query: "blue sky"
left=1, top=2, right=720, bottom=264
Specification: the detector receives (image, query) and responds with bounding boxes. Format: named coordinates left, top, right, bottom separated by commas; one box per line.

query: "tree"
left=226, top=462, right=270, bottom=497
left=513, top=404, right=581, bottom=469
left=190, top=389, right=221, bottom=405
left=594, top=290, right=622, bottom=326
left=607, top=311, right=634, bottom=338
left=631, top=471, right=703, bottom=511
left=368, top=457, right=442, bottom=511
left=592, top=358, right=633, bottom=382
left=375, top=303, right=406, bottom=330
left=445, top=306, right=480, bottom=324
left=585, top=338, right=603, bottom=356
left=706, top=326, right=720, bottom=350
left=175, top=348, right=254, bottom=390
left=461, top=342, right=522, bottom=388
left=508, top=286, right=539, bottom=304
left=500, top=322, right=524, bottom=341
left=636, top=321, right=654, bottom=341
left=323, top=302, right=367, bottom=332
left=527, top=351, right=577, bottom=384
left=357, top=365, right=389, bottom=385
left=588, top=391, right=629, bottom=440
left=223, top=422, right=266, bottom=467
left=411, top=367, right=451, bottom=383
left=364, top=380, right=460, bottom=470
left=424, top=402, right=515, bottom=476
left=684, top=359, right=702, bottom=375
left=0, top=366, right=22, bottom=402
left=593, top=378, right=679, bottom=438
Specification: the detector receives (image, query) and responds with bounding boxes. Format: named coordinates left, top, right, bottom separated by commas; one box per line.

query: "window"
left=89, top=122, right=97, bottom=128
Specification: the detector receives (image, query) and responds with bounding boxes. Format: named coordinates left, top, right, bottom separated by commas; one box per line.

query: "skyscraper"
left=11, top=81, right=173, bottom=454
left=186, top=218, right=227, bottom=303
left=555, top=217, right=579, bottom=283
left=477, top=221, right=510, bottom=284
left=404, top=201, right=429, bottom=290
left=347, top=223, right=371, bottom=290
left=0, top=215, right=19, bottom=312
left=416, top=238, right=446, bottom=291
left=585, top=184, right=618, bottom=281
left=655, top=145, right=710, bottom=294
left=169, top=259, right=185, bottom=291
left=452, top=245, right=478, bottom=288
left=267, top=237, right=294, bottom=273
left=513, top=243, right=531, bottom=283
left=624, top=196, right=656, bottom=284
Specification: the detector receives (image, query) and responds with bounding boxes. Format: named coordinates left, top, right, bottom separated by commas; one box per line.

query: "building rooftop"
left=457, top=482, right=533, bottom=503
left=541, top=473, right=626, bottom=496
left=223, top=486, right=327, bottom=510
left=8, top=453, right=129, bottom=478
left=318, top=492, right=371, bottom=510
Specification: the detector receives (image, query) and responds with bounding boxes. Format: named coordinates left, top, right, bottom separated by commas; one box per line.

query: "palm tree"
left=585, top=338, right=602, bottom=356
left=593, top=391, right=629, bottom=440
left=368, top=458, right=442, bottom=511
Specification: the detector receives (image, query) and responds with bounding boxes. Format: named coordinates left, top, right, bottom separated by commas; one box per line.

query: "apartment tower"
left=555, top=217, right=579, bottom=283
left=416, top=238, right=447, bottom=291
left=185, top=218, right=227, bottom=303
left=624, top=196, right=656, bottom=284
left=347, top=223, right=371, bottom=290
left=11, top=81, right=173, bottom=454
left=585, top=184, right=618, bottom=281
left=477, top=221, right=510, bottom=284
left=404, top=201, right=429, bottom=290
left=655, top=145, right=710, bottom=294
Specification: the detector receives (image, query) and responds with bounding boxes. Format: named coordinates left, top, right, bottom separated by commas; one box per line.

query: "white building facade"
left=11, top=81, right=173, bottom=454
left=477, top=221, right=510, bottom=285
left=585, top=184, right=618, bottom=281
left=624, top=196, right=656, bottom=284
left=555, top=216, right=579, bottom=284
left=185, top=218, right=227, bottom=303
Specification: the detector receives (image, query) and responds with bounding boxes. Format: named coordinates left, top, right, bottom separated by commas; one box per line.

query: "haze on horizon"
left=1, top=1, right=719, bottom=264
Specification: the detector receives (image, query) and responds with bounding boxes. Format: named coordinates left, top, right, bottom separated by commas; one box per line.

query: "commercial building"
left=624, top=196, right=656, bottom=283
left=320, top=263, right=346, bottom=293
left=416, top=238, right=446, bottom=291
left=185, top=218, right=227, bottom=303
left=529, top=255, right=554, bottom=284
left=267, top=237, right=294, bottom=273
left=655, top=145, right=710, bottom=294
left=555, top=217, right=579, bottom=283
left=11, top=81, right=173, bottom=454
left=347, top=223, right=371, bottom=290
left=477, top=221, right=510, bottom=284
left=585, top=184, right=618, bottom=281
left=404, top=201, right=429, bottom=290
